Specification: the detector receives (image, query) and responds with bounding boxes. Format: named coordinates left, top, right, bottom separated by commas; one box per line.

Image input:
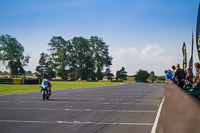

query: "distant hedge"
left=0, top=78, right=39, bottom=85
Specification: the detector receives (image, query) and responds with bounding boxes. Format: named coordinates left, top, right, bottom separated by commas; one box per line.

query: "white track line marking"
left=52, top=94, right=132, bottom=97
left=0, top=101, right=160, bottom=105
left=14, top=97, right=161, bottom=101
left=151, top=96, right=165, bottom=133
left=0, top=107, right=157, bottom=113
left=0, top=119, right=153, bottom=126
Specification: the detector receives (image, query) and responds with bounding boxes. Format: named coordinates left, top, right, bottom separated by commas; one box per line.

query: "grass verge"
left=0, top=81, right=121, bottom=95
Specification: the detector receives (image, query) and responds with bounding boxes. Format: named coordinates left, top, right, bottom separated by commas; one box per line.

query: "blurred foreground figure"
left=164, top=69, right=176, bottom=83
left=174, top=64, right=185, bottom=89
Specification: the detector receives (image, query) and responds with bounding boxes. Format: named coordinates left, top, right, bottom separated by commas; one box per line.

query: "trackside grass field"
left=0, top=81, right=121, bottom=95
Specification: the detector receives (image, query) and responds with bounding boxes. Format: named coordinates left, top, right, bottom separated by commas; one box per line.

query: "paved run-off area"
left=0, top=83, right=164, bottom=133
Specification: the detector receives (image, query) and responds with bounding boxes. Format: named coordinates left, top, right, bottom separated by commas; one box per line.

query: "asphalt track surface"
left=0, top=83, right=164, bottom=133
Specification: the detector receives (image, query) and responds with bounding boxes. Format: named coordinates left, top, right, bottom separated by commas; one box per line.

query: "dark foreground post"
left=156, top=80, right=200, bottom=133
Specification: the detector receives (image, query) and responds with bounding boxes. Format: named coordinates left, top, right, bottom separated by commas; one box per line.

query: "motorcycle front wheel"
left=42, top=92, right=46, bottom=100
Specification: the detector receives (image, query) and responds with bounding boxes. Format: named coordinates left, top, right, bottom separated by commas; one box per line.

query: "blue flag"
left=189, top=32, right=193, bottom=73
left=196, top=4, right=200, bottom=62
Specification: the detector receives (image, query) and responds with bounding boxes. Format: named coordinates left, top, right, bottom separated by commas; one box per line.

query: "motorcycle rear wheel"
left=46, top=96, right=49, bottom=100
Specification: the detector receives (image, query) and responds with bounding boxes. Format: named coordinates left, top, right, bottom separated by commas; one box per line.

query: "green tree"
left=26, top=71, right=33, bottom=76
left=68, top=45, right=78, bottom=80
left=116, top=70, right=121, bottom=80
left=0, top=34, right=30, bottom=75
left=72, top=37, right=93, bottom=80
left=116, top=67, right=127, bottom=80
left=135, top=69, right=149, bottom=82
left=90, top=36, right=112, bottom=80
left=48, top=36, right=71, bottom=80
left=3, top=71, right=9, bottom=74
left=47, top=36, right=113, bottom=81
left=105, top=68, right=114, bottom=81
left=148, top=71, right=157, bottom=83
left=35, top=53, right=56, bottom=79
left=26, top=71, right=32, bottom=74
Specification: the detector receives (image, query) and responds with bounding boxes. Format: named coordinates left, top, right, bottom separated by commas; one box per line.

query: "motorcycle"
left=40, top=85, right=50, bottom=100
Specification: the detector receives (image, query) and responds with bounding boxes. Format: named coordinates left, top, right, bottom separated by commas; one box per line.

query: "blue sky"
left=0, top=0, right=199, bottom=75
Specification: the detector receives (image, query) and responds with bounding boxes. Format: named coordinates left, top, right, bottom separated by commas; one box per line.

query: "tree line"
left=0, top=34, right=163, bottom=82
left=35, top=36, right=112, bottom=80
left=0, top=34, right=114, bottom=80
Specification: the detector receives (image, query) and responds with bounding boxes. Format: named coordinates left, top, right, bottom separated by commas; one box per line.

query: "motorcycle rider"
left=47, top=79, right=52, bottom=96
left=40, top=78, right=51, bottom=95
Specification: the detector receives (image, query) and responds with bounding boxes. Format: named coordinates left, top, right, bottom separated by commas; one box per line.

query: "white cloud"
left=110, top=44, right=182, bottom=76
left=141, top=44, right=163, bottom=57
